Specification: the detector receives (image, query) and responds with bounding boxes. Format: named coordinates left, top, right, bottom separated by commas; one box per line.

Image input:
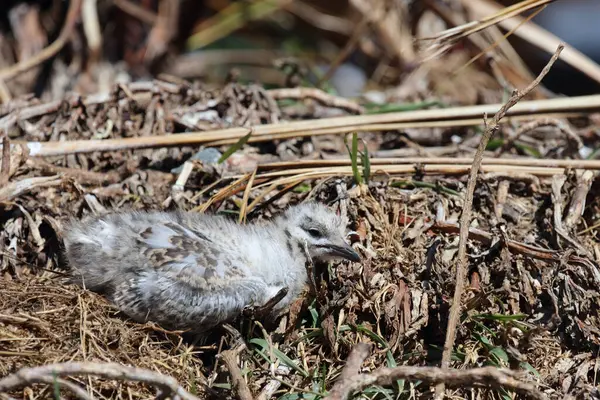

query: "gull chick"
left=63, top=202, right=359, bottom=333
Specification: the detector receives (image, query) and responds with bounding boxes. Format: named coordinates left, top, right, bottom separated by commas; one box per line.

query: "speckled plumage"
left=63, top=202, right=360, bottom=333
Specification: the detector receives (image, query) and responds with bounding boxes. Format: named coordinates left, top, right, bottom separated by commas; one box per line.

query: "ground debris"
left=1, top=75, right=600, bottom=400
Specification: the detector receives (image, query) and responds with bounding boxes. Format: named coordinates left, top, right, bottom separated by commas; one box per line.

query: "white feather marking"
left=74, top=236, right=101, bottom=245
left=165, top=255, right=205, bottom=276
left=141, top=224, right=177, bottom=249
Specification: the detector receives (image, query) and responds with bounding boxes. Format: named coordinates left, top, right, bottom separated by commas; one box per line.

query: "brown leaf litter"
left=1, top=80, right=600, bottom=399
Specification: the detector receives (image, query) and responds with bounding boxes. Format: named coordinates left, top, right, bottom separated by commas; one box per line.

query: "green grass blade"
left=364, top=100, right=445, bottom=114
left=249, top=338, right=309, bottom=377
left=350, top=132, right=362, bottom=185
left=390, top=180, right=461, bottom=197
left=355, top=325, right=405, bottom=393
left=520, top=361, right=540, bottom=377
left=489, top=346, right=509, bottom=365
left=279, top=394, right=319, bottom=400
left=472, top=313, right=527, bottom=322
left=218, top=131, right=252, bottom=164
left=361, top=139, right=370, bottom=184
left=52, top=372, right=60, bottom=400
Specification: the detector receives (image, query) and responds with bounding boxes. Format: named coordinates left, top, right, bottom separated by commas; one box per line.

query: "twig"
left=253, top=320, right=278, bottom=377
left=495, top=179, right=510, bottom=220
left=81, top=0, right=102, bottom=63
left=322, top=364, right=545, bottom=400
left=246, top=179, right=304, bottom=219
left=239, top=168, right=257, bottom=224
left=495, top=118, right=584, bottom=157
left=325, top=343, right=372, bottom=400
left=349, top=0, right=415, bottom=65
left=0, top=136, right=10, bottom=186
left=219, top=345, right=254, bottom=400
left=282, top=2, right=352, bottom=35
left=0, top=313, right=56, bottom=339
left=242, top=287, right=288, bottom=319
left=193, top=172, right=258, bottom=213
left=25, top=158, right=121, bottom=185
left=187, top=0, right=292, bottom=50
left=113, top=0, right=157, bottom=24
left=422, top=0, right=553, bottom=62
left=564, top=170, right=596, bottom=230
left=0, top=362, right=201, bottom=400
left=250, top=164, right=568, bottom=184
left=464, top=0, right=600, bottom=86
left=301, top=240, right=318, bottom=297
left=0, top=0, right=82, bottom=81
left=435, top=43, right=564, bottom=399
left=267, top=88, right=364, bottom=114
left=0, top=175, right=63, bottom=202
left=33, top=377, right=91, bottom=400
left=430, top=220, right=595, bottom=273
left=144, top=0, right=181, bottom=63
left=550, top=175, right=590, bottom=257
left=0, top=81, right=178, bottom=132
left=0, top=78, right=11, bottom=103
left=16, top=204, right=44, bottom=250
left=171, top=160, right=195, bottom=201
left=256, top=365, right=290, bottom=400
left=19, top=94, right=600, bottom=156
left=255, top=156, right=600, bottom=170
left=421, top=0, right=535, bottom=83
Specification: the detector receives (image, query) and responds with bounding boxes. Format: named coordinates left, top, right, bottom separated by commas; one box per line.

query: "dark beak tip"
left=326, top=243, right=361, bottom=263
left=341, top=245, right=361, bottom=263
left=347, top=250, right=361, bottom=262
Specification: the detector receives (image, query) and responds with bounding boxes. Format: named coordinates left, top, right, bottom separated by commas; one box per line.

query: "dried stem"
left=255, top=156, right=600, bottom=170
left=0, top=362, right=201, bottom=400
left=564, top=170, right=596, bottom=230
left=268, top=87, right=364, bottom=114
left=0, top=0, right=82, bottom=81
left=19, top=94, right=600, bottom=156
left=431, top=220, right=594, bottom=275
left=220, top=345, right=254, bottom=400
left=464, top=0, right=600, bottom=86
left=322, top=343, right=545, bottom=400
left=325, top=343, right=372, bottom=400
left=0, top=136, right=10, bottom=186
left=0, top=175, right=63, bottom=202
left=328, top=365, right=544, bottom=400
left=494, top=118, right=583, bottom=157
left=435, top=43, right=564, bottom=399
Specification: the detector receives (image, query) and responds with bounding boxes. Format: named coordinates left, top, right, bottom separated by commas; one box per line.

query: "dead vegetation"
left=1, top=0, right=600, bottom=399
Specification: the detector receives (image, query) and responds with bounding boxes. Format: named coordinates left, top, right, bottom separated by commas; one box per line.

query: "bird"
left=62, top=202, right=360, bottom=333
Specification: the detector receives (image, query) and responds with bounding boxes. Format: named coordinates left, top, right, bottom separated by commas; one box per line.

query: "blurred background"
left=0, top=0, right=598, bottom=105
left=2, top=4, right=600, bottom=399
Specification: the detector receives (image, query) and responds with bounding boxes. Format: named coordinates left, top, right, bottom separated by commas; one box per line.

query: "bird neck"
left=267, top=217, right=306, bottom=260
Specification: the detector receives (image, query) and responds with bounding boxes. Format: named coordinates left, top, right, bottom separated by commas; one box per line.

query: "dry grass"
left=0, top=278, right=206, bottom=399
left=2, top=169, right=599, bottom=398
left=1, top=76, right=600, bottom=399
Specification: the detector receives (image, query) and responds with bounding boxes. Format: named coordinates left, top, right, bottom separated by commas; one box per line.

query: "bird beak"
left=327, top=243, right=361, bottom=262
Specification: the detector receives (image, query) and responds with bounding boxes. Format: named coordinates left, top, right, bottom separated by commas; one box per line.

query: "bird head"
left=280, top=202, right=360, bottom=263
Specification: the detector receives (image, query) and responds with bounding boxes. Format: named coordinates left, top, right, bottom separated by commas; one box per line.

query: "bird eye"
left=308, top=228, right=322, bottom=238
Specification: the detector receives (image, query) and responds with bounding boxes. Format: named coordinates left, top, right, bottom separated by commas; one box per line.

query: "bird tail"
left=62, top=215, right=119, bottom=292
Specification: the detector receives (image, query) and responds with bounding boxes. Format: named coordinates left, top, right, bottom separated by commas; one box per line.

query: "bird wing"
left=135, top=218, right=247, bottom=286
left=121, top=217, right=266, bottom=331
left=66, top=212, right=267, bottom=332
